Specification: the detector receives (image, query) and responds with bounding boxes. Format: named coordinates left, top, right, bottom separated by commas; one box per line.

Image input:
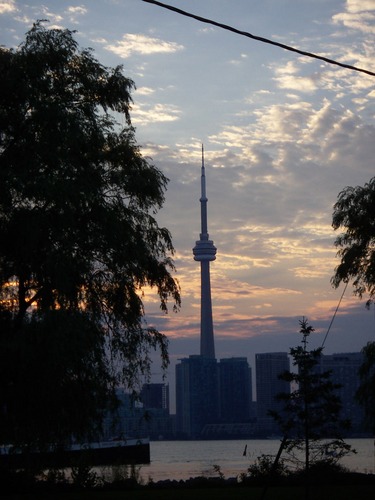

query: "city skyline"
left=1, top=1, right=374, bottom=399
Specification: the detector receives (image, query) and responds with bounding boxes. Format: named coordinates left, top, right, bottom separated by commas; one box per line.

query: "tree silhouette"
left=331, top=177, right=375, bottom=308
left=270, top=318, right=354, bottom=476
left=0, top=21, right=180, bottom=449
left=331, top=177, right=375, bottom=436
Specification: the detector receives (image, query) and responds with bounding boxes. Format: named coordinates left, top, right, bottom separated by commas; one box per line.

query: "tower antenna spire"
left=193, top=145, right=217, bottom=358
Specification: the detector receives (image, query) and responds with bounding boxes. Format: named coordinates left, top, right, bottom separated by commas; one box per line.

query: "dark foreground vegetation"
left=1, top=464, right=374, bottom=500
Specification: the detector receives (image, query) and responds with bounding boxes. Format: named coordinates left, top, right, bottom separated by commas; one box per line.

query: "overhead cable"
left=142, top=0, right=375, bottom=77
left=321, top=281, right=348, bottom=348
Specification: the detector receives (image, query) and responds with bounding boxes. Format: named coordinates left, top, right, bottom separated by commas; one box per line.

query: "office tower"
left=192, top=145, right=217, bottom=359
left=176, top=355, right=218, bottom=438
left=140, top=383, right=169, bottom=412
left=218, top=357, right=252, bottom=423
left=256, top=352, right=290, bottom=434
left=138, top=383, right=172, bottom=439
left=318, top=352, right=365, bottom=433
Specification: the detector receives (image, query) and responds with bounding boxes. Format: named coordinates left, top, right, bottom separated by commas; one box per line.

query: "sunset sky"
left=1, top=0, right=374, bottom=405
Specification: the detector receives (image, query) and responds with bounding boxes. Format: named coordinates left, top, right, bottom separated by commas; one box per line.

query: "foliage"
left=43, top=468, right=68, bottom=485
left=243, top=454, right=288, bottom=480
left=331, top=177, right=375, bottom=307
left=281, top=438, right=353, bottom=473
left=269, top=318, right=354, bottom=472
left=212, top=464, right=225, bottom=480
left=0, top=21, right=180, bottom=448
left=108, top=463, right=143, bottom=487
left=70, top=462, right=99, bottom=489
left=331, top=177, right=375, bottom=435
left=0, top=311, right=117, bottom=446
left=300, top=459, right=349, bottom=479
left=356, top=341, right=375, bottom=434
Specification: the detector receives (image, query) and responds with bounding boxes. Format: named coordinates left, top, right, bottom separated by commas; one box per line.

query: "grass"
left=1, top=485, right=375, bottom=500
left=2, top=463, right=374, bottom=499
left=2, top=481, right=375, bottom=500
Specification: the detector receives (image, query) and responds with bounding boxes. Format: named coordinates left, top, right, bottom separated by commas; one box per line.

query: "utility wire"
left=142, top=0, right=375, bottom=77
left=321, top=281, right=348, bottom=348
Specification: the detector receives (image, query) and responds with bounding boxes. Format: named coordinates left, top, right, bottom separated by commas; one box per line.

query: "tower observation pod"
left=192, top=145, right=217, bottom=359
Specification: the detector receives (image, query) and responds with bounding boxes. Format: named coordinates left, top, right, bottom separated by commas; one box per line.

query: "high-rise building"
left=317, top=352, right=366, bottom=433
left=255, top=352, right=290, bottom=434
left=176, top=355, right=218, bottom=438
left=140, top=383, right=169, bottom=412
left=218, top=357, right=252, bottom=423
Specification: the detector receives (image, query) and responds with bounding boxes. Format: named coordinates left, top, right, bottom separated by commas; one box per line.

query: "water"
left=138, top=439, right=375, bottom=482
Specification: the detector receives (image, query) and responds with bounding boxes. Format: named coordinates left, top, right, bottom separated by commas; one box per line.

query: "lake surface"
left=138, top=438, right=375, bottom=482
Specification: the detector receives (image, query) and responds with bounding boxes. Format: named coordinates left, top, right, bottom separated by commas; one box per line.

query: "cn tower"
left=193, top=146, right=217, bottom=359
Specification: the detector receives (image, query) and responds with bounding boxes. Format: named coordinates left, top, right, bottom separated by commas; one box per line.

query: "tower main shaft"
left=192, top=146, right=216, bottom=359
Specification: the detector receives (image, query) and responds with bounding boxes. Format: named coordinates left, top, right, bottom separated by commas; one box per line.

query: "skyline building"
left=140, top=383, right=169, bottom=412
left=218, top=357, right=252, bottom=423
left=175, top=355, right=219, bottom=438
left=255, top=352, right=290, bottom=434
left=192, top=145, right=217, bottom=359
left=318, top=352, right=366, bottom=433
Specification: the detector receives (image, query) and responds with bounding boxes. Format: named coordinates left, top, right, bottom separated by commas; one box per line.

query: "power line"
left=321, top=281, right=348, bottom=348
left=142, top=0, right=375, bottom=77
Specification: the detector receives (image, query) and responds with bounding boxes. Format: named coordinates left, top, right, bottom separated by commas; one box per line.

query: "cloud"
left=105, top=33, right=184, bottom=59
left=34, top=7, right=63, bottom=25
left=65, top=5, right=87, bottom=23
left=346, top=0, right=375, bottom=13
left=209, top=100, right=374, bottom=192
left=135, top=87, right=155, bottom=96
left=333, top=1, right=375, bottom=34
left=228, top=53, right=248, bottom=66
left=66, top=6, right=87, bottom=15
left=0, top=0, right=16, bottom=14
left=131, top=102, right=181, bottom=125
left=333, top=11, right=375, bottom=33
left=144, top=92, right=374, bottom=340
left=273, top=61, right=319, bottom=92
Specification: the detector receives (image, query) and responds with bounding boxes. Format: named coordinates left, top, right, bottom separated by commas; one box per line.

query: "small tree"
left=270, top=318, right=354, bottom=475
